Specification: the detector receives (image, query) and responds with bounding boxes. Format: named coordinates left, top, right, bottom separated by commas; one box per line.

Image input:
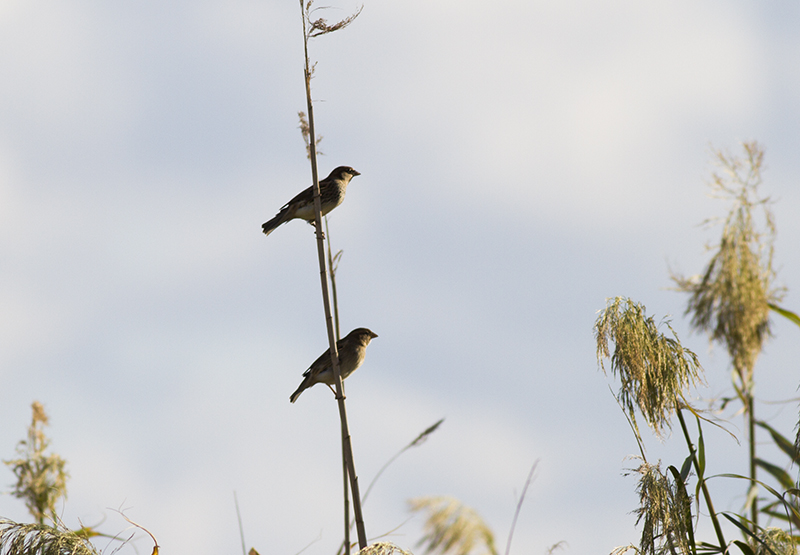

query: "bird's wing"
left=302, top=347, right=332, bottom=378
left=280, top=184, right=314, bottom=210
left=300, top=330, right=356, bottom=378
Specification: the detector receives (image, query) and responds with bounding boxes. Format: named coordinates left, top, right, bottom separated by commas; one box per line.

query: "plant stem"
left=299, top=3, right=367, bottom=549
left=505, top=462, right=538, bottom=555
left=676, top=407, right=726, bottom=550
left=327, top=220, right=348, bottom=552
left=325, top=217, right=341, bottom=342
left=343, top=438, right=350, bottom=555
left=234, top=491, right=246, bottom=555
left=747, top=391, right=758, bottom=531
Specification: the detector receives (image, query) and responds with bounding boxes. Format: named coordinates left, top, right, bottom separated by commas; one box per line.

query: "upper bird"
left=262, top=166, right=361, bottom=236
left=290, top=327, right=378, bottom=403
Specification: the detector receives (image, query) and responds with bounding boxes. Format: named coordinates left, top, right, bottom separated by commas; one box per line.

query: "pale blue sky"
left=1, top=1, right=799, bottom=554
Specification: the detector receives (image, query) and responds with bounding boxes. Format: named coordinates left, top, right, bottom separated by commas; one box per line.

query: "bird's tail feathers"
left=262, top=209, right=290, bottom=236
left=289, top=378, right=310, bottom=403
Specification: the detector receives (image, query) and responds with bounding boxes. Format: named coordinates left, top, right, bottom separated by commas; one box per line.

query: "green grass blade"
left=755, top=420, right=800, bottom=464
left=768, top=303, right=800, bottom=328
left=754, top=457, right=795, bottom=491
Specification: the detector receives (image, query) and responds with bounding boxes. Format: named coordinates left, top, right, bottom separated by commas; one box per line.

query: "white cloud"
left=325, top=0, right=771, bottom=234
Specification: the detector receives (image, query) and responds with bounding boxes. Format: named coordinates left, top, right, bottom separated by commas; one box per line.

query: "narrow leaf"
left=720, top=512, right=756, bottom=539
left=755, top=420, right=800, bottom=464
left=680, top=453, right=693, bottom=482
left=668, top=466, right=697, bottom=555
left=759, top=508, right=790, bottom=523
left=731, top=540, right=755, bottom=555
left=768, top=303, right=800, bottom=328
left=754, top=458, right=795, bottom=491
left=720, top=514, right=783, bottom=555
left=696, top=417, right=706, bottom=477
left=696, top=540, right=726, bottom=554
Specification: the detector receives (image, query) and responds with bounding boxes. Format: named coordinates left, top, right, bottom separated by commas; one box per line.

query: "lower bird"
left=290, top=327, right=378, bottom=403
left=262, top=166, right=361, bottom=236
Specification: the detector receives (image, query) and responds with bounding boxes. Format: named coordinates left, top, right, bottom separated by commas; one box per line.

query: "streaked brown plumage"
left=262, top=166, right=361, bottom=236
left=289, top=327, right=378, bottom=403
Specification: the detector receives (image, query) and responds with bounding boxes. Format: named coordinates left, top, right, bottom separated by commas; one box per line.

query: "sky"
left=1, top=1, right=800, bottom=554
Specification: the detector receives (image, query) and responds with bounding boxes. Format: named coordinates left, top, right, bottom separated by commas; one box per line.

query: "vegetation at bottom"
left=1, top=0, right=798, bottom=550
left=596, top=142, right=800, bottom=555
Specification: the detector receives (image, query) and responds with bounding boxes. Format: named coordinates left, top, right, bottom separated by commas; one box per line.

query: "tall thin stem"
left=326, top=217, right=341, bottom=342
left=747, top=392, right=758, bottom=530
left=675, top=408, right=726, bottom=550
left=504, top=462, right=538, bottom=555
left=234, top=491, right=246, bottom=555
left=342, top=438, right=351, bottom=555
left=327, top=217, right=348, bottom=554
left=299, top=2, right=367, bottom=549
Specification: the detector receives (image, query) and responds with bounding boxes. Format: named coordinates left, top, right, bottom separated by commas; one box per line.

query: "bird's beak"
left=352, top=170, right=361, bottom=176
left=370, top=331, right=378, bottom=338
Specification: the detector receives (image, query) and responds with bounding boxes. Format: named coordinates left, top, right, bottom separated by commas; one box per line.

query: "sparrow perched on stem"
left=262, top=166, right=361, bottom=236
left=290, top=327, right=378, bottom=403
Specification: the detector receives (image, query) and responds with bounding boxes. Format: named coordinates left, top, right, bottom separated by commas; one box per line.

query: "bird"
left=262, top=166, right=361, bottom=236
left=290, top=327, right=378, bottom=403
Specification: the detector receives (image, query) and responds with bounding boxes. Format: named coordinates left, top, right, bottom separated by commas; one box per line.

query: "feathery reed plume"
left=4, top=402, right=68, bottom=525
left=671, top=142, right=782, bottom=530
left=0, top=520, right=98, bottom=555
left=595, top=297, right=704, bottom=440
left=409, top=496, right=497, bottom=555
